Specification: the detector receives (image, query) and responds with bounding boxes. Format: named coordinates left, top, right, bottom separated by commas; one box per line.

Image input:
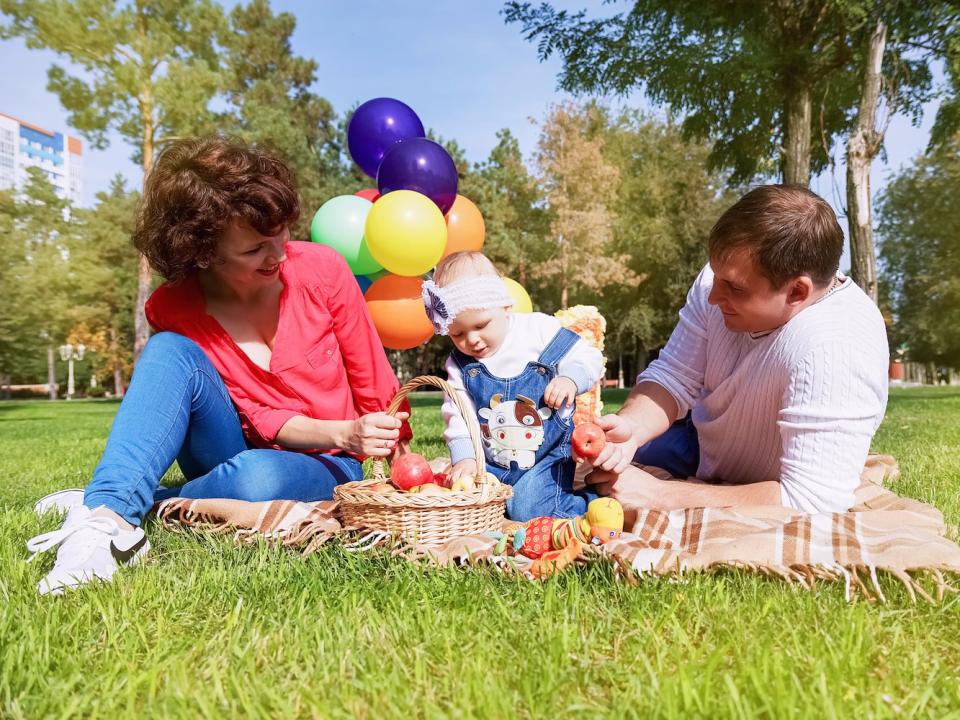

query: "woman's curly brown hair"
left=134, top=137, right=300, bottom=281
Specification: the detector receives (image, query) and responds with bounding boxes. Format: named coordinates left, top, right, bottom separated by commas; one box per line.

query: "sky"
left=0, top=1, right=945, bottom=269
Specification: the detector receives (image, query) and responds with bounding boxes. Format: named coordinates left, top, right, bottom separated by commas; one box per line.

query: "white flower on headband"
left=421, top=277, right=514, bottom=336
left=422, top=281, right=451, bottom=335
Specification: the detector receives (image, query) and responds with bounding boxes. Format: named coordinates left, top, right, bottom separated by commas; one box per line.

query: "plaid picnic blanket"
left=156, top=455, right=960, bottom=602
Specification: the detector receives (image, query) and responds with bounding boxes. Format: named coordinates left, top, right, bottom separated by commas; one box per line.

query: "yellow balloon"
left=502, top=277, right=532, bottom=313
left=365, top=190, right=447, bottom=277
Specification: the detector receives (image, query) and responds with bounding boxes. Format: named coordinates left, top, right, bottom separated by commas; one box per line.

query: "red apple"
left=390, top=452, right=435, bottom=491
left=571, top=422, right=606, bottom=461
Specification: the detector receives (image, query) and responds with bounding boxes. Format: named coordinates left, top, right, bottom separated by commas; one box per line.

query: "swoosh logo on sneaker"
left=110, top=535, right=147, bottom=564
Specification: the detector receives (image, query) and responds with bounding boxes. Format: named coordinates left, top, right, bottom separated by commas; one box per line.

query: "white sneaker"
left=26, top=505, right=150, bottom=596
left=33, top=488, right=85, bottom=516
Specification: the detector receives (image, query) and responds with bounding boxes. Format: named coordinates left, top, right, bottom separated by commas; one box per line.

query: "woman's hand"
left=544, top=376, right=578, bottom=409
left=342, top=411, right=410, bottom=457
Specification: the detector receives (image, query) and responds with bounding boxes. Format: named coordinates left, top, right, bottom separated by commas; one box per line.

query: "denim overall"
left=452, top=327, right=590, bottom=521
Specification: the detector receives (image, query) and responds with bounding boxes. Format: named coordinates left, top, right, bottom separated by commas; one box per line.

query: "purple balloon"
left=376, top=138, right=459, bottom=214
left=347, top=98, right=425, bottom=178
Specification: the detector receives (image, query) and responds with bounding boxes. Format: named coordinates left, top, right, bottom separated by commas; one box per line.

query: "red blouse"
left=145, top=241, right=412, bottom=453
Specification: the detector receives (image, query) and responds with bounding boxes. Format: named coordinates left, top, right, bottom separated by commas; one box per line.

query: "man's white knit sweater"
left=639, top=264, right=889, bottom=513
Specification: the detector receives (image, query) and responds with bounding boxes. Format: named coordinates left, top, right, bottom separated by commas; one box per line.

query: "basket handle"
left=372, top=375, right=492, bottom=493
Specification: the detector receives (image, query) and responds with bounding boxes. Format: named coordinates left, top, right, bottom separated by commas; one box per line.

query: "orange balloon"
left=365, top=275, right=435, bottom=350
left=443, top=194, right=485, bottom=258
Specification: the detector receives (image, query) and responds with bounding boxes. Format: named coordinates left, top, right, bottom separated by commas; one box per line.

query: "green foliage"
left=0, top=0, right=224, bottom=162
left=503, top=0, right=858, bottom=182
left=503, top=1, right=955, bottom=185
left=0, top=168, right=74, bottom=382
left=463, top=128, right=550, bottom=288
left=1, top=388, right=960, bottom=717
left=66, top=177, right=140, bottom=385
left=533, top=102, right=635, bottom=309
left=218, top=0, right=348, bottom=237
left=602, top=111, right=734, bottom=366
left=877, top=139, right=960, bottom=367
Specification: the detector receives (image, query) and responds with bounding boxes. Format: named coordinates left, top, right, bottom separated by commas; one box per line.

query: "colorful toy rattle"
left=493, top=497, right=625, bottom=579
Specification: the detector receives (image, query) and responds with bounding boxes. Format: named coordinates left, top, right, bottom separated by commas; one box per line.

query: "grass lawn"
left=1, top=387, right=959, bottom=719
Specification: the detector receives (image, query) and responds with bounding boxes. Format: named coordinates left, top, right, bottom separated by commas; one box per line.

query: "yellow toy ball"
left=581, top=497, right=625, bottom=545
left=586, top=497, right=625, bottom=529
left=365, top=190, right=447, bottom=277
left=502, top=277, right=533, bottom=313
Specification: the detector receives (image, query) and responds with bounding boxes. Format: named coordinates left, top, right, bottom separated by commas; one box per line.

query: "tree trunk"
left=47, top=343, right=57, bottom=400
left=1, top=373, right=10, bottom=400
left=133, top=1, right=154, bottom=364
left=110, top=325, right=125, bottom=397
left=133, top=104, right=154, bottom=362
left=847, top=19, right=887, bottom=305
left=782, top=86, right=812, bottom=185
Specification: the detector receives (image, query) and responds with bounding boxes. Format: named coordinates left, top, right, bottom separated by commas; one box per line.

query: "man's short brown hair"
left=708, top=185, right=843, bottom=288
left=134, top=137, right=300, bottom=281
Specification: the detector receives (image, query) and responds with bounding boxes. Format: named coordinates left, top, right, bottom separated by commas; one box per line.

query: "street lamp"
left=58, top=343, right=86, bottom=400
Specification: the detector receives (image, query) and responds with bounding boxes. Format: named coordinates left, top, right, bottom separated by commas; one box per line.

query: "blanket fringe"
left=155, top=499, right=960, bottom=603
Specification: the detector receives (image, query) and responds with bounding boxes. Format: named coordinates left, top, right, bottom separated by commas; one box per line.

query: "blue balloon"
left=354, top=274, right=373, bottom=295
left=347, top=98, right=425, bottom=178
left=376, top=138, right=459, bottom=214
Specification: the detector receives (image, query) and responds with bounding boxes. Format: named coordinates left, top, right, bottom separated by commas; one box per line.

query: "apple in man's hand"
left=390, top=453, right=435, bottom=491
left=571, top=422, right=606, bottom=461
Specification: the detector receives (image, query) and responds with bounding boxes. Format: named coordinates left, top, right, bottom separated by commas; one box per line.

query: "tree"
left=601, top=111, right=734, bottom=377
left=503, top=0, right=857, bottom=185
left=533, top=102, right=636, bottom=309
left=877, top=139, right=960, bottom=368
left=461, top=129, right=549, bottom=290
left=2, top=0, right=225, bottom=361
left=0, top=168, right=74, bottom=392
left=845, top=3, right=957, bottom=303
left=218, top=0, right=346, bottom=236
left=67, top=177, right=139, bottom=395
left=504, top=1, right=960, bottom=306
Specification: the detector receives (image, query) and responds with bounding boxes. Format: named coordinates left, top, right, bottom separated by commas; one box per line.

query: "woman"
left=27, top=138, right=411, bottom=595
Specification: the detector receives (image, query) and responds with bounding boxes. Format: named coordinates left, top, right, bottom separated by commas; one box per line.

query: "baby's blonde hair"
left=432, top=251, right=501, bottom=287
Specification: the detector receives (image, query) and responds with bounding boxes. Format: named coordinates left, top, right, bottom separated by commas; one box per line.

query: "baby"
left=422, top=251, right=605, bottom=521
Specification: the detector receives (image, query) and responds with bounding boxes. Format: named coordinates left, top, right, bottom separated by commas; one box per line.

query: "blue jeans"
left=633, top=413, right=700, bottom=478
left=84, top=332, right=363, bottom=526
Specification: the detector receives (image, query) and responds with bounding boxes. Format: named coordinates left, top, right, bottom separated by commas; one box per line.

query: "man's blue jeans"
left=633, top=413, right=700, bottom=479
left=84, top=332, right=362, bottom=526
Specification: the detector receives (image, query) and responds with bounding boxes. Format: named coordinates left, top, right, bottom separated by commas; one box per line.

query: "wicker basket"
left=333, top=375, right=512, bottom=547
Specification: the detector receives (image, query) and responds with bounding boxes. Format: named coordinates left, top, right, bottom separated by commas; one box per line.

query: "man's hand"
left=590, top=413, right=641, bottom=475
left=544, top=376, right=578, bottom=410
left=588, top=465, right=669, bottom=512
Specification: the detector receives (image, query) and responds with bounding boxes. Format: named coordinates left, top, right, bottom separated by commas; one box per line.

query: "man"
left=589, top=185, right=889, bottom=513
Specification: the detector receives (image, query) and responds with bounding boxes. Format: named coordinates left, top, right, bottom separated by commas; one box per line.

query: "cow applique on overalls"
left=452, top=326, right=590, bottom=520
left=478, top=394, right=552, bottom=470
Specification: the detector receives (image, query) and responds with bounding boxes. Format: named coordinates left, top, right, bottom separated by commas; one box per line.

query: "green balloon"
left=310, top=195, right=383, bottom=275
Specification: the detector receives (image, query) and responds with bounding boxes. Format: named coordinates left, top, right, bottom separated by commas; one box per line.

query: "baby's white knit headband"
left=421, top=276, right=514, bottom=336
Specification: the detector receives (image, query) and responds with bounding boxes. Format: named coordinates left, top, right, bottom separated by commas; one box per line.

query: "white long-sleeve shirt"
left=442, top=312, right=606, bottom=465
left=639, top=265, right=889, bottom=513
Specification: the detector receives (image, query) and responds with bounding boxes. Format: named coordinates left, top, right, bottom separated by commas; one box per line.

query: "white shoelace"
left=26, top=516, right=121, bottom=563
